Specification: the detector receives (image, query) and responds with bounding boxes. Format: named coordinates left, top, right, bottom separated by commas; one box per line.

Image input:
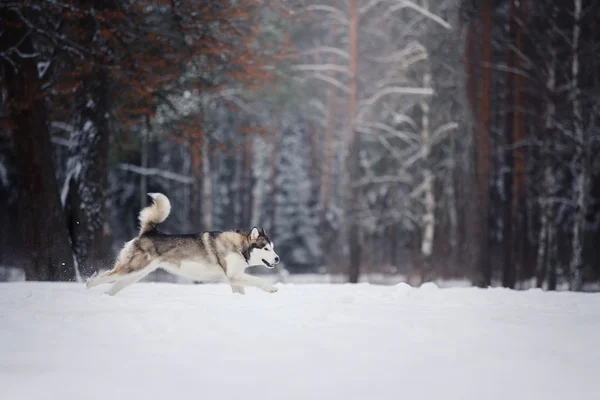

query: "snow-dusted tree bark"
left=63, top=76, right=111, bottom=278
left=420, top=70, right=435, bottom=263
left=1, top=9, right=75, bottom=281
left=446, top=125, right=458, bottom=253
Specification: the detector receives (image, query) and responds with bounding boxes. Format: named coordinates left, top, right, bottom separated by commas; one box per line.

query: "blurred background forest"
left=1, top=0, right=599, bottom=291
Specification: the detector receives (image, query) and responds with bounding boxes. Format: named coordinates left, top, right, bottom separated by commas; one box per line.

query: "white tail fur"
left=138, top=193, right=171, bottom=235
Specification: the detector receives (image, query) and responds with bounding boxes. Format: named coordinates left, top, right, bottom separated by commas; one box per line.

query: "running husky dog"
left=86, top=193, right=280, bottom=296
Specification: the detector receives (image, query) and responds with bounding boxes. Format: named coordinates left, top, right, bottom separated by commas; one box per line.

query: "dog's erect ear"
left=260, top=228, right=266, bottom=236
left=250, top=227, right=260, bottom=240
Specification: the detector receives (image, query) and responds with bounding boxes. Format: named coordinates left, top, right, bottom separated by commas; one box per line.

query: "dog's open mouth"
left=262, top=259, right=274, bottom=269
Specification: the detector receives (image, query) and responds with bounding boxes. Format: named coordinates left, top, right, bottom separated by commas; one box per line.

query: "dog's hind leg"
left=86, top=268, right=121, bottom=288
left=105, top=265, right=155, bottom=296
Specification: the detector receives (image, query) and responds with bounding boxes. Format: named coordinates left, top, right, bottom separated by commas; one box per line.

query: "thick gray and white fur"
left=86, top=193, right=280, bottom=296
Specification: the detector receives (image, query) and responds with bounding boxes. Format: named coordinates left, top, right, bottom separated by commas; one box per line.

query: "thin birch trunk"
left=345, top=0, right=361, bottom=283
left=202, top=135, right=213, bottom=230
left=569, top=0, right=586, bottom=291
left=140, top=116, right=150, bottom=210
left=420, top=70, right=434, bottom=259
left=536, top=50, right=556, bottom=288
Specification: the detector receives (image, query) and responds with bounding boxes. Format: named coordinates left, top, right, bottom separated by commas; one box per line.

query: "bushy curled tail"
left=138, top=193, right=171, bottom=235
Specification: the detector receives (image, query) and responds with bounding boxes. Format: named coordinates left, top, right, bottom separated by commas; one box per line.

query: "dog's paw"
left=263, top=286, right=278, bottom=293
left=85, top=271, right=98, bottom=289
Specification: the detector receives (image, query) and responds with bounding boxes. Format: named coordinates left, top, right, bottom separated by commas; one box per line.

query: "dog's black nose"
left=275, top=256, right=280, bottom=264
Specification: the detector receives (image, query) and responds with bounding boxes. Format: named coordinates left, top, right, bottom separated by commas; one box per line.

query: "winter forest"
left=1, top=0, right=600, bottom=291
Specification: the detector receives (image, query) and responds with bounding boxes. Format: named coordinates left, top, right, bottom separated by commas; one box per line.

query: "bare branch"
left=305, top=5, right=349, bottom=26
left=352, top=174, right=412, bottom=188
left=385, top=1, right=452, bottom=30
left=357, top=86, right=434, bottom=120
left=301, top=46, right=350, bottom=60
left=293, top=63, right=350, bottom=75
left=431, top=122, right=459, bottom=145
left=119, top=163, right=194, bottom=184
left=300, top=72, right=351, bottom=94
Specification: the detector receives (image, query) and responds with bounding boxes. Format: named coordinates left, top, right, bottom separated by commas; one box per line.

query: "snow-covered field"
left=1, top=282, right=599, bottom=400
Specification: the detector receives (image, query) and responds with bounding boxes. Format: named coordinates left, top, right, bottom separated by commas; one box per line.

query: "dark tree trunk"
left=64, top=76, right=111, bottom=278
left=1, top=9, right=75, bottom=281
left=389, top=223, right=398, bottom=268
left=347, top=0, right=361, bottom=284
left=502, top=140, right=515, bottom=288
left=470, top=0, right=493, bottom=287
left=502, top=0, right=516, bottom=289
left=63, top=1, right=116, bottom=278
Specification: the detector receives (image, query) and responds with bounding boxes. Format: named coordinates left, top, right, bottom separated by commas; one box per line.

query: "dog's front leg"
left=231, top=285, right=246, bottom=295
left=228, top=273, right=278, bottom=293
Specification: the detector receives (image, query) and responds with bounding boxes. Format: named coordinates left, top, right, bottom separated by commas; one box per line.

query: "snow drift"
left=0, top=282, right=598, bottom=400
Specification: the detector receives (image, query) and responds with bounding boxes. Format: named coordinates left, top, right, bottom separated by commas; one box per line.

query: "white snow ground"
left=1, top=282, right=599, bottom=400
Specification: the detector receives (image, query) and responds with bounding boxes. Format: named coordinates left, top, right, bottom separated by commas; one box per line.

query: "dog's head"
left=244, top=227, right=279, bottom=269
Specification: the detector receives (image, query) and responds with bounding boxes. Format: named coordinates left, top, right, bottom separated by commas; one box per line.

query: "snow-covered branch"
left=304, top=5, right=349, bottom=25
left=293, top=63, right=350, bottom=76
left=301, top=46, right=350, bottom=60
left=301, top=72, right=351, bottom=94
left=385, top=1, right=452, bottom=30
left=358, top=121, right=419, bottom=145
left=119, top=164, right=194, bottom=184
left=357, top=86, right=434, bottom=120
left=352, top=174, right=412, bottom=188
left=431, top=122, right=459, bottom=146
left=51, top=137, right=74, bottom=147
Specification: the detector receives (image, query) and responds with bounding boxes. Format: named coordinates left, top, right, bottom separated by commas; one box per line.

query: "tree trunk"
left=569, top=0, right=586, bottom=291
left=389, top=223, right=398, bottom=268
left=502, top=169, right=515, bottom=288
left=535, top=203, right=548, bottom=288
left=140, top=116, right=150, bottom=210
left=269, top=112, right=280, bottom=237
left=512, top=0, right=525, bottom=284
left=346, top=0, right=361, bottom=283
left=536, top=49, right=556, bottom=289
left=502, top=1, right=516, bottom=289
left=202, top=134, right=213, bottom=230
left=475, top=0, right=493, bottom=287
left=64, top=74, right=111, bottom=278
left=242, top=138, right=254, bottom=228
left=420, top=70, right=435, bottom=265
left=536, top=168, right=554, bottom=289
left=1, top=9, right=75, bottom=281
left=322, top=47, right=336, bottom=211
left=447, top=126, right=458, bottom=256
left=547, top=217, right=557, bottom=291
left=464, top=12, right=480, bottom=283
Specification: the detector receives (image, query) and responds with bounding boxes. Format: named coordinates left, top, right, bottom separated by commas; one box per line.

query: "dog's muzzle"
left=262, top=259, right=275, bottom=269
